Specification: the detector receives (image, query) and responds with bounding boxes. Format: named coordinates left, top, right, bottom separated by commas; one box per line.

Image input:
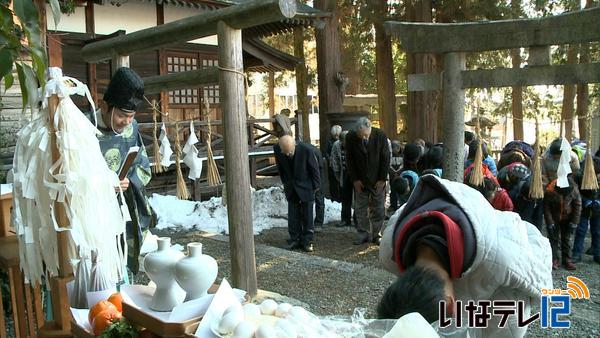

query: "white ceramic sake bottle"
left=144, top=237, right=183, bottom=311
left=174, top=242, right=218, bottom=301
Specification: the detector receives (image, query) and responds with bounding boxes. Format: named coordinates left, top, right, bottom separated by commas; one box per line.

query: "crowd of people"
left=274, top=115, right=600, bottom=272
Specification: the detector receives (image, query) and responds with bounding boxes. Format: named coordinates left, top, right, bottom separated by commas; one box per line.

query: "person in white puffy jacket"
left=378, top=174, right=553, bottom=337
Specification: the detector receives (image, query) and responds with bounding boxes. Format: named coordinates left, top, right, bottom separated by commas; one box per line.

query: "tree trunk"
left=406, top=0, right=439, bottom=143
left=576, top=0, right=594, bottom=141
left=373, top=0, right=397, bottom=139
left=314, top=0, right=345, bottom=149
left=561, top=45, right=577, bottom=140
left=511, top=48, right=524, bottom=141
left=510, top=0, right=524, bottom=141
left=576, top=43, right=589, bottom=141
left=268, top=71, right=275, bottom=116
left=294, top=27, right=310, bottom=140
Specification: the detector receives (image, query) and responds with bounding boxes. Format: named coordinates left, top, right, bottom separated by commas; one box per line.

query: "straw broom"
left=205, top=100, right=222, bottom=186
left=468, top=115, right=485, bottom=187
left=174, top=122, right=190, bottom=200
left=581, top=113, right=599, bottom=190
left=529, top=118, right=544, bottom=199
left=151, top=100, right=164, bottom=173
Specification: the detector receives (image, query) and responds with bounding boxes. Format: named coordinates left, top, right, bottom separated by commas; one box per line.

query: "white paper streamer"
left=556, top=137, right=572, bottom=188
left=182, top=121, right=202, bottom=180
left=12, top=67, right=127, bottom=284
left=159, top=123, right=174, bottom=168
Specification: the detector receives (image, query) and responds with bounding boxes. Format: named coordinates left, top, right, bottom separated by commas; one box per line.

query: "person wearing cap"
left=93, top=67, right=153, bottom=273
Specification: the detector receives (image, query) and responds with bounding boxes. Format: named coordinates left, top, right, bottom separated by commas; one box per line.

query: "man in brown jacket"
left=544, top=176, right=582, bottom=270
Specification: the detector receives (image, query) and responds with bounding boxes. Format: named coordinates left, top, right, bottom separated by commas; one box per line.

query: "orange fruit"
left=88, top=300, right=118, bottom=325
left=92, top=308, right=122, bottom=336
left=107, top=293, right=123, bottom=312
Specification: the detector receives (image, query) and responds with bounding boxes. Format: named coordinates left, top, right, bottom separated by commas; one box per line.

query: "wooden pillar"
left=217, top=21, right=257, bottom=297
left=86, top=1, right=98, bottom=105
left=561, top=45, right=577, bottom=140
left=314, top=0, right=344, bottom=149
left=268, top=71, right=275, bottom=116
left=441, top=52, right=466, bottom=182
left=157, top=2, right=168, bottom=115
left=47, top=34, right=62, bottom=67
left=293, top=27, right=310, bottom=140
left=34, top=0, right=47, bottom=48
left=39, top=95, right=73, bottom=337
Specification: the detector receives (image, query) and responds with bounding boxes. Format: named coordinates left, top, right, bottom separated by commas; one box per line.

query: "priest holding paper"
left=93, top=67, right=153, bottom=274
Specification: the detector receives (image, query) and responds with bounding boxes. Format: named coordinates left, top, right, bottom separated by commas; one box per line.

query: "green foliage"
left=0, top=0, right=61, bottom=112
left=101, top=319, right=139, bottom=338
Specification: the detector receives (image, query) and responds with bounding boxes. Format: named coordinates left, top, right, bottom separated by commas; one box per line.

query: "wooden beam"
left=441, top=53, right=466, bottom=182
left=408, top=63, right=600, bottom=91
left=461, top=63, right=600, bottom=88
left=217, top=21, right=258, bottom=297
left=82, top=0, right=297, bottom=63
left=385, top=7, right=600, bottom=53
left=143, top=67, right=219, bottom=95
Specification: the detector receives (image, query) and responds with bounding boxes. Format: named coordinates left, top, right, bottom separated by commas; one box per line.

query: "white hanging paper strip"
left=556, top=137, right=572, bottom=188
left=12, top=67, right=127, bottom=284
left=182, top=121, right=202, bottom=180
left=159, top=123, right=174, bottom=168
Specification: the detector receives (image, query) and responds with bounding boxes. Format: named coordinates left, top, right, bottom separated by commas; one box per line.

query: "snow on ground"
left=149, top=186, right=342, bottom=235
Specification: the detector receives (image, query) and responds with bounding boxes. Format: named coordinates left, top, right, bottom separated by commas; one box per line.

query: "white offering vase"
left=144, top=237, right=182, bottom=311
left=174, top=242, right=218, bottom=301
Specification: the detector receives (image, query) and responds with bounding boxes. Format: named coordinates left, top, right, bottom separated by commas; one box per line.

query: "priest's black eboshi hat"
left=103, top=67, right=144, bottom=112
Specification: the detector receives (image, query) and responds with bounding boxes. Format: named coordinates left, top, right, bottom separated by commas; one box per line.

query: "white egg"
left=232, top=320, right=256, bottom=338
left=259, top=299, right=278, bottom=315
left=254, top=325, right=277, bottom=338
left=275, top=319, right=297, bottom=338
left=288, top=306, right=307, bottom=321
left=275, top=303, right=293, bottom=317
left=243, top=303, right=261, bottom=320
left=218, top=311, right=244, bottom=335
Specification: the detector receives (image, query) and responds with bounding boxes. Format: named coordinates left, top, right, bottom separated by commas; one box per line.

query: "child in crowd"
left=544, top=177, right=582, bottom=270
left=465, top=171, right=514, bottom=212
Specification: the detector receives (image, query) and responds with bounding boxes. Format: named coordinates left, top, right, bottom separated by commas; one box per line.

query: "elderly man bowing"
left=346, top=117, right=390, bottom=245
left=274, top=135, right=321, bottom=252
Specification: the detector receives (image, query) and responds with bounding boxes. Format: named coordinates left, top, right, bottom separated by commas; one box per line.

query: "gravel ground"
left=154, top=221, right=600, bottom=338
left=3, top=220, right=596, bottom=337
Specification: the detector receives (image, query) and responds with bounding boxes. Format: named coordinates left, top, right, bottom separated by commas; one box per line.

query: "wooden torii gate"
left=385, top=7, right=600, bottom=182
left=82, top=0, right=298, bottom=298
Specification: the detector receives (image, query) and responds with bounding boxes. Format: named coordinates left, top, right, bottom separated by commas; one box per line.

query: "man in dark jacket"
left=346, top=117, right=390, bottom=245
left=274, top=135, right=321, bottom=252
